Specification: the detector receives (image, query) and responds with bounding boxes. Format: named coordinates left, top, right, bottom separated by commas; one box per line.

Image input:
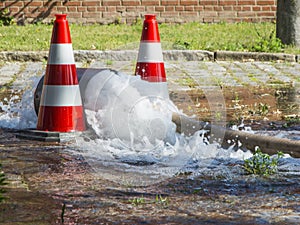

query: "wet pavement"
left=1, top=56, right=299, bottom=125
left=1, top=57, right=300, bottom=93
left=0, top=51, right=300, bottom=224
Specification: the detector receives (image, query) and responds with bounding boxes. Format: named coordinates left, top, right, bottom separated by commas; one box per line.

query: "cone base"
left=37, top=106, right=86, bottom=132
left=16, top=129, right=82, bottom=143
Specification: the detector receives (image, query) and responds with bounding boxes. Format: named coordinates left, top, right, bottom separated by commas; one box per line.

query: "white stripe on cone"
left=48, top=44, right=75, bottom=64
left=40, top=85, right=82, bottom=106
left=137, top=42, right=164, bottom=63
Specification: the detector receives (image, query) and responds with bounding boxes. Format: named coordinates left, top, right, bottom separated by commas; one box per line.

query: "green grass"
left=0, top=21, right=300, bottom=53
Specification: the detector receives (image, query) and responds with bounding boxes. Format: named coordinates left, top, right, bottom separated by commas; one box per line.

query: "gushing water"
left=0, top=69, right=299, bottom=185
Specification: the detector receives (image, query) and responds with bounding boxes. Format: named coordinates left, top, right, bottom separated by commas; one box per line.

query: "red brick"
left=218, top=11, right=237, bottom=17
left=116, top=6, right=126, bottom=11
left=126, top=6, right=137, bottom=11
left=194, top=6, right=204, bottom=11
left=180, top=11, right=198, bottom=17
left=185, top=6, right=194, bottom=11
left=256, top=0, right=275, bottom=5
left=223, top=6, right=233, bottom=10
left=68, top=6, right=78, bottom=12
left=175, top=6, right=184, bottom=11
left=5, top=1, right=24, bottom=7
left=83, top=1, right=101, bottom=6
left=240, top=6, right=251, bottom=11
left=237, top=11, right=255, bottom=17
left=97, top=6, right=106, bottom=11
left=237, top=0, right=255, bottom=5
left=252, top=6, right=261, bottom=11
left=146, top=6, right=156, bottom=11
left=219, top=1, right=237, bottom=6
left=204, top=6, right=214, bottom=10
left=214, top=6, right=223, bottom=11
left=202, top=11, right=218, bottom=17
left=141, top=0, right=160, bottom=6
left=8, top=7, right=19, bottom=13
left=103, top=1, right=121, bottom=6
left=56, top=6, right=67, bottom=12
left=83, top=12, right=101, bottom=18
left=233, top=6, right=242, bottom=10
left=64, top=1, right=82, bottom=6
left=122, top=0, right=140, bottom=6
left=257, top=11, right=275, bottom=17
left=28, top=1, right=43, bottom=7
left=136, top=6, right=145, bottom=11
left=107, top=6, right=117, bottom=12
left=78, top=6, right=87, bottom=12
left=87, top=6, right=97, bottom=12
left=261, top=6, right=271, bottom=11
left=65, top=12, right=82, bottom=18
left=166, top=6, right=175, bottom=11
left=180, top=0, right=198, bottom=6
left=103, top=11, right=119, bottom=17
left=161, top=0, right=179, bottom=5
left=161, top=11, right=179, bottom=17
left=155, top=6, right=165, bottom=11
left=199, top=0, right=218, bottom=5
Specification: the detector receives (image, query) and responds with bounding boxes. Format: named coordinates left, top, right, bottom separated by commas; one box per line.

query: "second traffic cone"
left=37, top=14, right=86, bottom=132
left=135, top=14, right=166, bottom=82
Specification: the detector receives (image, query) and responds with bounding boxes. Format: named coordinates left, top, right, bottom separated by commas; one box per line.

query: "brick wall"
left=0, top=0, right=277, bottom=24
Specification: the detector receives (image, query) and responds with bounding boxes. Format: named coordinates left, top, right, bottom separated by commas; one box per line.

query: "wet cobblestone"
left=0, top=60, right=299, bottom=90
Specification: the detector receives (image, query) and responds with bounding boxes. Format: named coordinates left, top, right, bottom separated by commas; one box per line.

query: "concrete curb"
left=0, top=50, right=298, bottom=62
left=215, top=51, right=296, bottom=62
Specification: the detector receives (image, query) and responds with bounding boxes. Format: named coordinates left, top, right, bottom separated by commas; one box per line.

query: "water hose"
left=172, top=113, right=300, bottom=158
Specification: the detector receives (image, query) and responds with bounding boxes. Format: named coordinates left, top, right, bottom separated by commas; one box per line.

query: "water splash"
left=71, top=69, right=255, bottom=185
left=0, top=77, right=38, bottom=130
left=1, top=69, right=299, bottom=186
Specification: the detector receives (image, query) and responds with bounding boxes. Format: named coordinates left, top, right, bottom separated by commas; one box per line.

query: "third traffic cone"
left=37, top=14, right=86, bottom=132
left=135, top=14, right=166, bottom=82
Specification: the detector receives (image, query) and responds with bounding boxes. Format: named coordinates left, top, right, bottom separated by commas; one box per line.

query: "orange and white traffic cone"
left=37, top=14, right=86, bottom=132
left=135, top=14, right=166, bottom=83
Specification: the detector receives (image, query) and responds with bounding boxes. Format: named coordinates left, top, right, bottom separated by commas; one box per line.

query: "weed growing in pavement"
left=155, top=194, right=169, bottom=206
left=129, top=196, right=146, bottom=206
left=128, top=195, right=169, bottom=207
left=106, top=59, right=113, bottom=66
left=61, top=203, right=66, bottom=223
left=283, top=115, right=300, bottom=127
left=257, top=102, right=269, bottom=115
left=176, top=77, right=198, bottom=88
left=0, top=163, right=7, bottom=203
left=243, top=147, right=284, bottom=176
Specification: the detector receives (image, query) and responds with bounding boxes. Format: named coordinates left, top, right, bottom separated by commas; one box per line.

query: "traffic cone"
left=37, top=14, right=86, bottom=132
left=135, top=14, right=166, bottom=82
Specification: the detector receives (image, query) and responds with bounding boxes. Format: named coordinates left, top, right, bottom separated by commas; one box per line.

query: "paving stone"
left=0, top=54, right=299, bottom=92
left=0, top=62, right=21, bottom=85
left=13, top=62, right=44, bottom=89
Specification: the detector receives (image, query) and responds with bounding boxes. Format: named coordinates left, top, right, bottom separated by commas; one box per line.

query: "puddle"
left=0, top=68, right=299, bottom=224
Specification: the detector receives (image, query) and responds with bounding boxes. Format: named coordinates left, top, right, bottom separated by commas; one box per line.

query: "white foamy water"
left=0, top=76, right=38, bottom=130
left=0, top=69, right=299, bottom=186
